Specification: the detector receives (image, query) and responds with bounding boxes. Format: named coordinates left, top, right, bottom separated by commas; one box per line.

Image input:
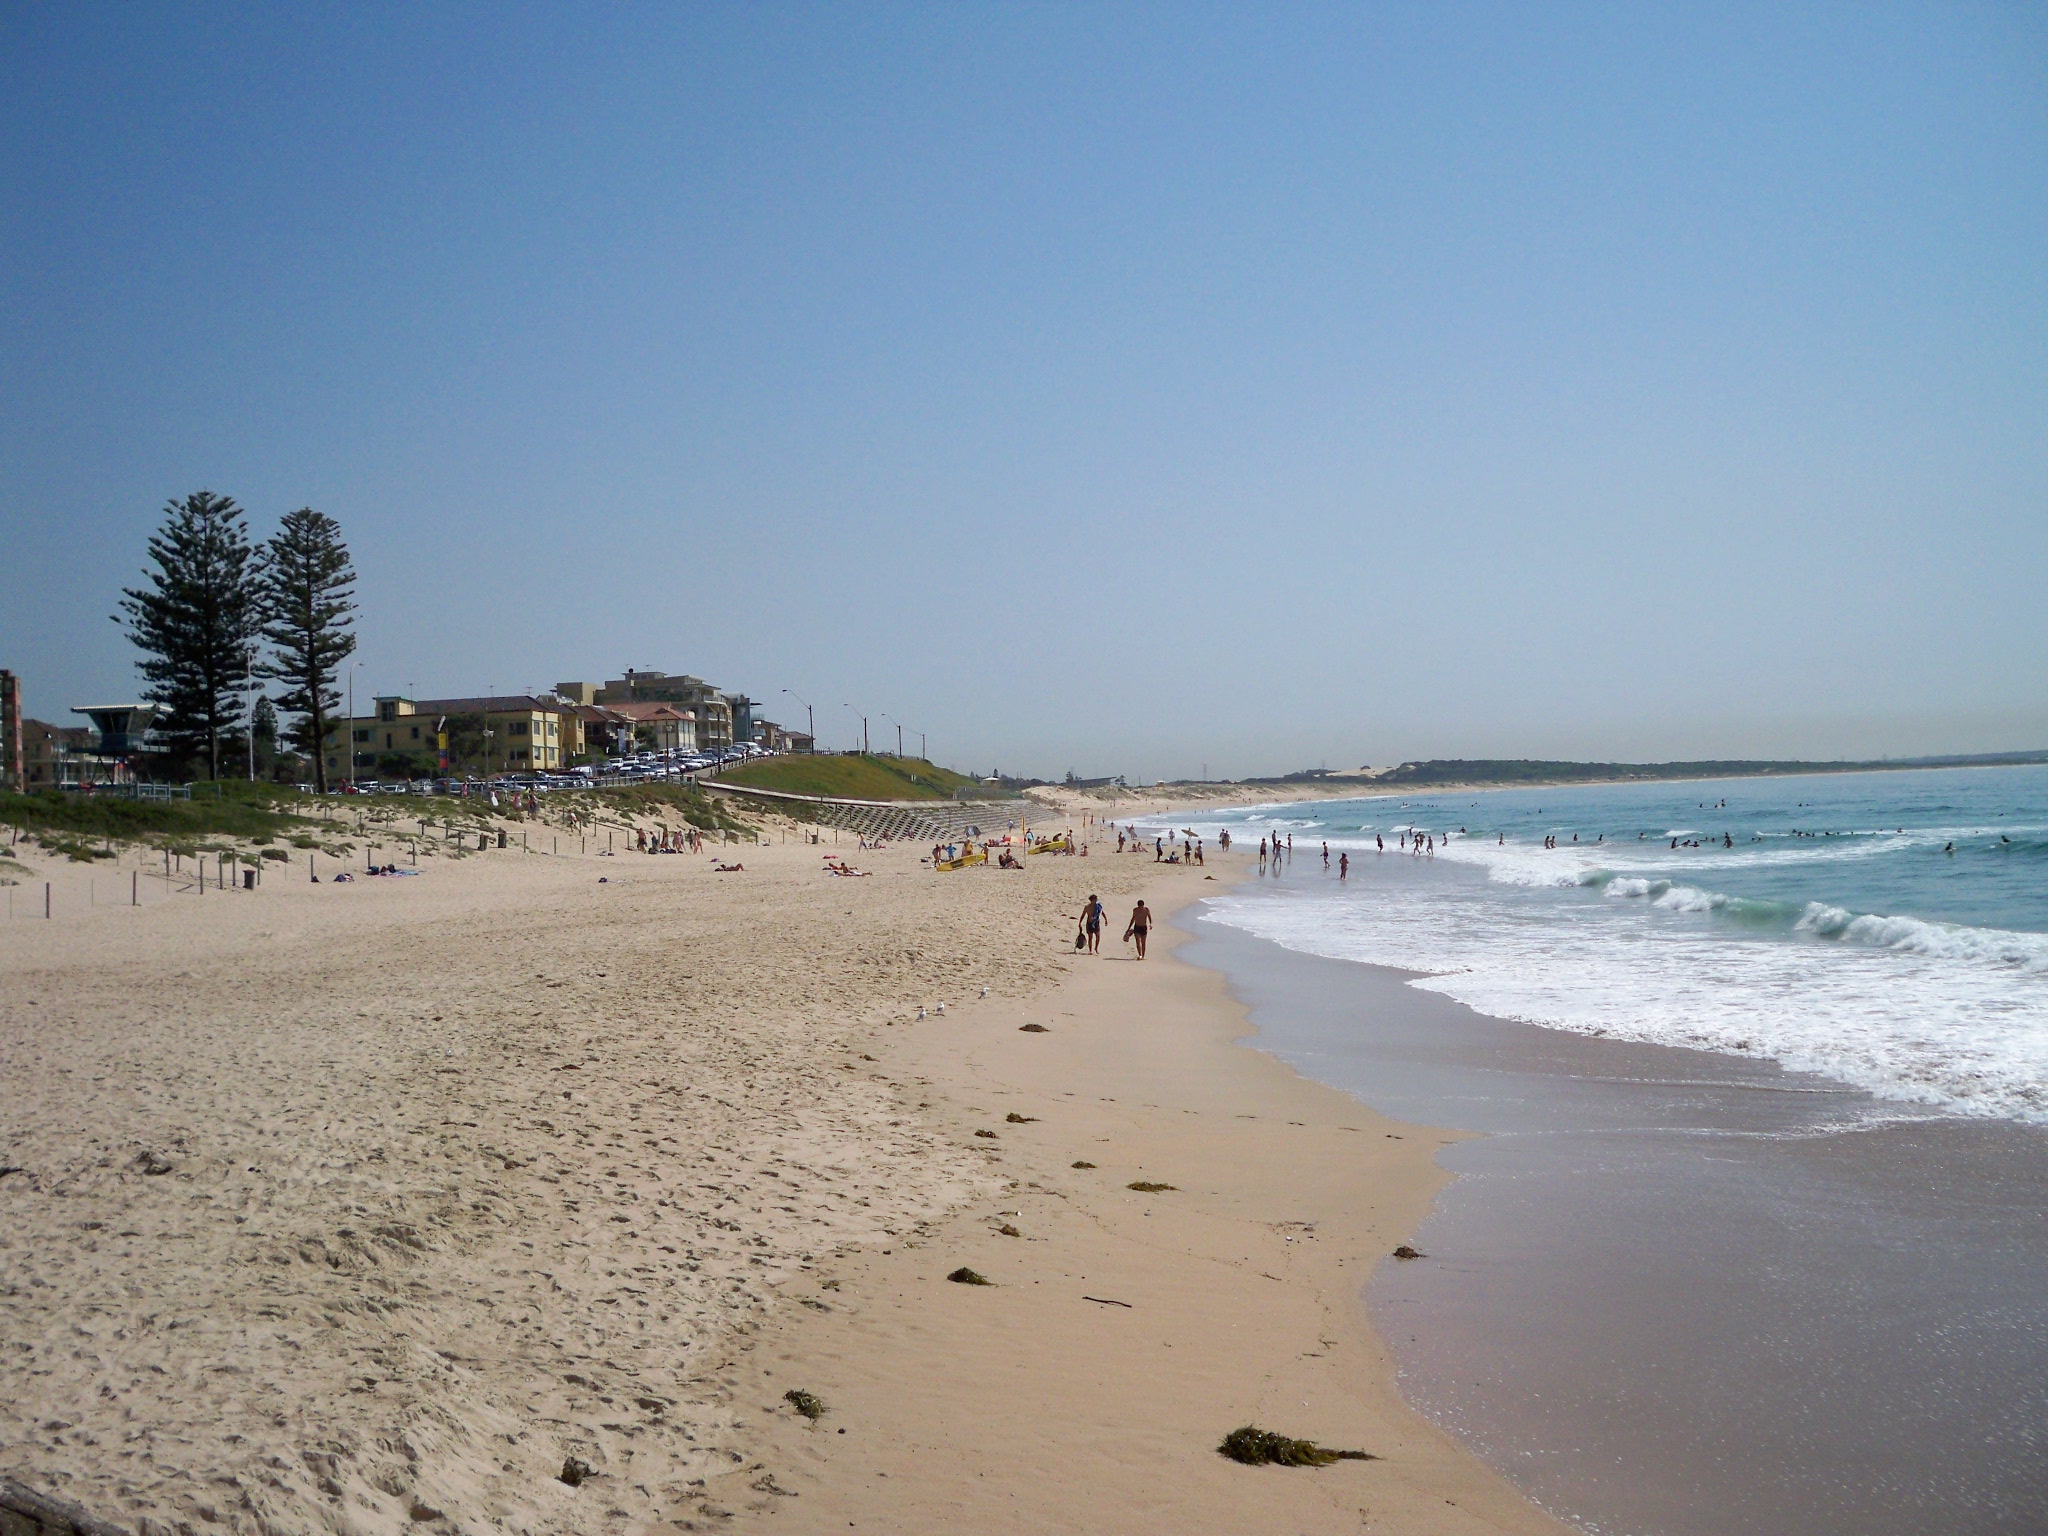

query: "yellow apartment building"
left=321, top=695, right=570, bottom=779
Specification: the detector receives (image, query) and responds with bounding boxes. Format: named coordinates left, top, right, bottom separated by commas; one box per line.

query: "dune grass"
left=2, top=776, right=757, bottom=859
left=0, top=785, right=321, bottom=856
left=582, top=782, right=752, bottom=831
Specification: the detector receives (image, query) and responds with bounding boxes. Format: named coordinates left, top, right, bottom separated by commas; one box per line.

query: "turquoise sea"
left=1157, top=764, right=2048, bottom=1120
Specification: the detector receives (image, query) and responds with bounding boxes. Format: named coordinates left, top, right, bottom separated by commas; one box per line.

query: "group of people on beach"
left=1109, top=824, right=1206, bottom=866
left=637, top=825, right=705, bottom=854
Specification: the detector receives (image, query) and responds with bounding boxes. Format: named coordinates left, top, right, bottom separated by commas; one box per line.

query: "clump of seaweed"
left=1005, top=1112, right=1038, bottom=1123
left=783, top=1388, right=825, bottom=1421
left=1392, top=1245, right=1425, bottom=1260
left=559, top=1456, right=593, bottom=1486
left=1217, top=1426, right=1375, bottom=1467
left=946, top=1266, right=992, bottom=1285
left=1071, top=1160, right=1096, bottom=1169
left=1018, top=1023, right=1048, bottom=1033
left=1126, top=1180, right=1176, bottom=1193
left=974, top=1129, right=998, bottom=1139
left=997, top=1223, right=1021, bottom=1238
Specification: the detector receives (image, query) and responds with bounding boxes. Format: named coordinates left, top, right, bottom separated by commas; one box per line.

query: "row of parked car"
left=603, top=742, right=771, bottom=781
left=317, top=743, right=774, bottom=796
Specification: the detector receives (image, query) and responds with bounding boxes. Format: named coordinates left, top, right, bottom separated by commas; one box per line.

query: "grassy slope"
left=716, top=754, right=983, bottom=801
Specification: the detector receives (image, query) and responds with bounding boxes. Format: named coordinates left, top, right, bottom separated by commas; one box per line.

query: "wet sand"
left=1187, top=919, right=2048, bottom=1536
left=725, top=876, right=1571, bottom=1536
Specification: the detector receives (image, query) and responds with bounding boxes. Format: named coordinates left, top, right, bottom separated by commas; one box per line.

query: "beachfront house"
left=605, top=701, right=697, bottom=755
left=567, top=702, right=633, bottom=761
left=753, top=719, right=813, bottom=753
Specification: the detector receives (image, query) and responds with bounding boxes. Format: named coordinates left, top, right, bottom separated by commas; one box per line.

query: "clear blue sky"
left=4, top=3, right=2043, bottom=780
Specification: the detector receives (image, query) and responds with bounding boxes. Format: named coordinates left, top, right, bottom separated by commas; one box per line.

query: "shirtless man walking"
left=1124, top=898, right=1154, bottom=960
left=1081, top=893, right=1106, bottom=954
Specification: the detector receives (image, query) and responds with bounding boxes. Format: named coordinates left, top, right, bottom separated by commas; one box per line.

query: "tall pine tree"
left=259, top=508, right=356, bottom=792
left=116, top=491, right=263, bottom=780
left=251, top=695, right=280, bottom=779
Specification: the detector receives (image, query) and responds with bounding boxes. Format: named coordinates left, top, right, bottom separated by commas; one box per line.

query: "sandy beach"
left=2, top=808, right=1559, bottom=1535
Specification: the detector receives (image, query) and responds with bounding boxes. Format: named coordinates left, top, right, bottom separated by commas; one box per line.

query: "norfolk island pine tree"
left=116, top=491, right=263, bottom=782
left=259, top=507, right=357, bottom=795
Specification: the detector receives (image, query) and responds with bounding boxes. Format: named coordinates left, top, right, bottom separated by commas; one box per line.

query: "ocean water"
left=1181, top=925, right=2048, bottom=1536
left=1145, top=765, right=2048, bottom=1121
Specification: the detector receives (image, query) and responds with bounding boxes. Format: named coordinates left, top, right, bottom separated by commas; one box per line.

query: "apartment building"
left=581, top=671, right=734, bottom=750
left=321, top=695, right=570, bottom=778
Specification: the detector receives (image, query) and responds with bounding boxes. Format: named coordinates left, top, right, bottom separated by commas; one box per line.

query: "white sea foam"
left=1152, top=775, right=2048, bottom=1118
left=1201, top=881, right=2048, bottom=1123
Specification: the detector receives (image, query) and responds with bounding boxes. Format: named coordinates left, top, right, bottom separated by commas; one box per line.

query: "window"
left=353, top=729, right=370, bottom=744
left=410, top=726, right=420, bottom=740
left=511, top=721, right=529, bottom=737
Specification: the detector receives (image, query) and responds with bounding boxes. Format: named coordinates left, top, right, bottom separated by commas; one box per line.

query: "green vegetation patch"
left=945, top=1266, right=992, bottom=1286
left=1217, top=1426, right=1375, bottom=1467
left=719, top=753, right=984, bottom=802
left=0, top=785, right=321, bottom=854
left=783, top=1388, right=826, bottom=1421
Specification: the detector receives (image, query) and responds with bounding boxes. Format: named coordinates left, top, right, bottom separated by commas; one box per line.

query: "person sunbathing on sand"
left=714, top=861, right=744, bottom=872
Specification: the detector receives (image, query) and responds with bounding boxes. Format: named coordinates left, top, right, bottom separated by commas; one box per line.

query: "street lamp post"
left=881, top=713, right=903, bottom=758
left=781, top=689, right=814, bottom=750
left=346, top=661, right=364, bottom=788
